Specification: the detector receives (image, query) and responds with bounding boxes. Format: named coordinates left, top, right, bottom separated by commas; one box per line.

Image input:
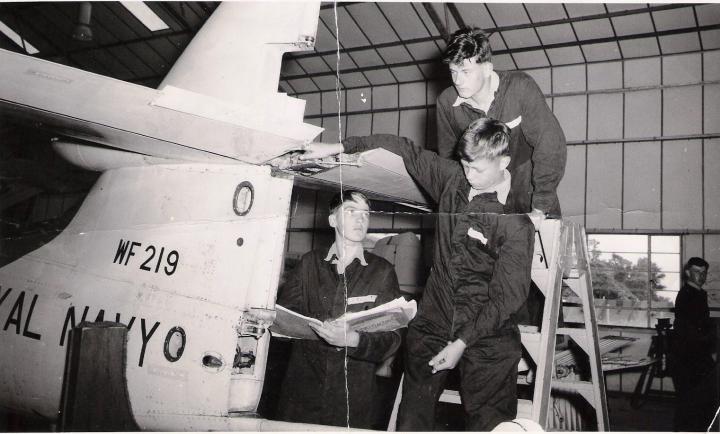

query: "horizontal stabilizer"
left=0, top=50, right=318, bottom=164
left=283, top=149, right=430, bottom=209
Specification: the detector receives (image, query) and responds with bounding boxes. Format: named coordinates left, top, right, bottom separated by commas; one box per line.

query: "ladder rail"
left=574, top=225, right=610, bottom=430
left=530, top=221, right=568, bottom=426
left=523, top=220, right=610, bottom=431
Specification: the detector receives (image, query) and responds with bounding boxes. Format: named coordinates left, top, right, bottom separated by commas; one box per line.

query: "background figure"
left=671, top=256, right=719, bottom=431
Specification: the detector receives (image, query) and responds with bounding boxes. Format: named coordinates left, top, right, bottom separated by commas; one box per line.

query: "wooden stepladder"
left=388, top=219, right=609, bottom=431
left=518, top=219, right=609, bottom=430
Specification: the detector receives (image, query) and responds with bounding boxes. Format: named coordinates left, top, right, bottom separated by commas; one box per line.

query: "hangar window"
left=579, top=234, right=681, bottom=329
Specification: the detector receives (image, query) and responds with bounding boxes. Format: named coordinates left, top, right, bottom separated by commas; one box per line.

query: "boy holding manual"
left=274, top=190, right=402, bottom=429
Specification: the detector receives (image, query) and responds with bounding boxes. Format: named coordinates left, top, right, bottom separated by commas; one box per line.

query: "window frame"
left=583, top=232, right=681, bottom=329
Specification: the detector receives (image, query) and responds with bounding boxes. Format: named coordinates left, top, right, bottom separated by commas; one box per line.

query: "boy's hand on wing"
left=429, top=339, right=467, bottom=373
left=309, top=320, right=360, bottom=348
left=299, top=142, right=344, bottom=160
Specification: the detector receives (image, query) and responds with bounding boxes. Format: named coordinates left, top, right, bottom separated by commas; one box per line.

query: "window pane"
left=585, top=233, right=683, bottom=328
left=651, top=235, right=680, bottom=253
left=657, top=271, right=681, bottom=292
left=592, top=252, right=649, bottom=269
left=651, top=269, right=681, bottom=294
left=655, top=289, right=678, bottom=306
left=589, top=234, right=648, bottom=253
left=651, top=253, right=681, bottom=272
left=596, top=306, right=649, bottom=328
left=591, top=269, right=650, bottom=301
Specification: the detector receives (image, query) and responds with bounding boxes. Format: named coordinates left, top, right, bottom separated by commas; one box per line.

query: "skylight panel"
left=120, top=2, right=169, bottom=32
left=0, top=20, right=39, bottom=54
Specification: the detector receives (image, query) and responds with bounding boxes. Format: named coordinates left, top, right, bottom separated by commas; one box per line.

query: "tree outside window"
left=565, top=234, right=680, bottom=328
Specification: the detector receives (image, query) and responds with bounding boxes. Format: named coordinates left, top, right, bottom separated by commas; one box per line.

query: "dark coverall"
left=344, top=135, right=535, bottom=431
left=672, top=283, right=718, bottom=431
left=436, top=71, right=567, bottom=328
left=436, top=70, right=566, bottom=217
left=275, top=249, right=402, bottom=429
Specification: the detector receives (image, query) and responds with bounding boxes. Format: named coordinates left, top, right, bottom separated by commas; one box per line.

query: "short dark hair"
left=443, top=27, right=492, bottom=65
left=685, top=256, right=709, bottom=270
left=328, top=190, right=369, bottom=214
left=458, top=118, right=510, bottom=162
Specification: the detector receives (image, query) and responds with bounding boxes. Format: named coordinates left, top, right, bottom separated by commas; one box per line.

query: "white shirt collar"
left=324, top=242, right=367, bottom=274
left=468, top=169, right=512, bottom=205
left=452, top=70, right=500, bottom=112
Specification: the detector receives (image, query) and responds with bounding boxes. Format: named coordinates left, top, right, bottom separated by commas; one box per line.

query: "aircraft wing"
left=0, top=49, right=318, bottom=165
left=277, top=148, right=432, bottom=210
left=0, top=2, right=323, bottom=165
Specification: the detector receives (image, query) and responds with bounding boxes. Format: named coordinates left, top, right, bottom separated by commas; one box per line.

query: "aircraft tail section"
left=0, top=162, right=293, bottom=422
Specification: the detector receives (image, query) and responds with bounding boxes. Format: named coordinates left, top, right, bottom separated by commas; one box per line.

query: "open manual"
left=270, top=297, right=417, bottom=340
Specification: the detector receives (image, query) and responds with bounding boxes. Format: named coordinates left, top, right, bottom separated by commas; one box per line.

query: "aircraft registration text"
left=113, top=239, right=180, bottom=276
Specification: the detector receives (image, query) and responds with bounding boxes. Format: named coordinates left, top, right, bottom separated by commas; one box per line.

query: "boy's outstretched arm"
left=301, top=136, right=458, bottom=203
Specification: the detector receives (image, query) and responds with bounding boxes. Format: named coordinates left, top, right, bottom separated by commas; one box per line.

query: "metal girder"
left=281, top=22, right=720, bottom=82
left=287, top=2, right=691, bottom=61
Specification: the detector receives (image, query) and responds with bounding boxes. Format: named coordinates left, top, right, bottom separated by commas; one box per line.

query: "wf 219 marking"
left=114, top=239, right=180, bottom=275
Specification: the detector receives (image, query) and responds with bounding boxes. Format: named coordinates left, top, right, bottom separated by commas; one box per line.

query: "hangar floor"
left=0, top=392, right=679, bottom=432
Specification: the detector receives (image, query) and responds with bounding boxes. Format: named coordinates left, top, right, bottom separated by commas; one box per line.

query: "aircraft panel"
left=0, top=163, right=293, bottom=422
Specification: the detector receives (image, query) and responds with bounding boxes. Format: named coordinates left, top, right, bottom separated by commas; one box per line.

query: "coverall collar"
left=468, top=169, right=512, bottom=204
left=325, top=242, right=368, bottom=274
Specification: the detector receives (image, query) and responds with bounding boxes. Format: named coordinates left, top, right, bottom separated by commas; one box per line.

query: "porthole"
left=233, top=182, right=254, bottom=216
left=163, top=326, right=186, bottom=362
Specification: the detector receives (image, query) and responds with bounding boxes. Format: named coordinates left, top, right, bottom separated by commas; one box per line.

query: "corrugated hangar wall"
left=289, top=49, right=720, bottom=271
left=285, top=48, right=720, bottom=395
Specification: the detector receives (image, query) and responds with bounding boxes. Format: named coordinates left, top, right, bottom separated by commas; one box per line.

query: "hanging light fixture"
left=72, top=2, right=93, bottom=42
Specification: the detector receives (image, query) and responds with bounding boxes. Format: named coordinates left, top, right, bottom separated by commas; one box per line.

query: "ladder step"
left=564, top=269, right=581, bottom=279
left=557, top=327, right=587, bottom=339
left=519, top=325, right=541, bottom=363
left=552, top=380, right=596, bottom=406
left=562, top=277, right=588, bottom=300
left=519, top=325, right=539, bottom=334
left=552, top=379, right=594, bottom=392
left=531, top=272, right=554, bottom=298
left=517, top=399, right=533, bottom=419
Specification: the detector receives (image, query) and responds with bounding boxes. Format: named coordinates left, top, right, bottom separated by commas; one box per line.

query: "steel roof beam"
left=289, top=3, right=691, bottom=61
left=281, top=22, right=720, bottom=81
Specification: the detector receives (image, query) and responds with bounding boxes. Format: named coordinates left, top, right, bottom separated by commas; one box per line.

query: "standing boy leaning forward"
left=437, top=27, right=566, bottom=219
left=302, top=118, right=536, bottom=431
